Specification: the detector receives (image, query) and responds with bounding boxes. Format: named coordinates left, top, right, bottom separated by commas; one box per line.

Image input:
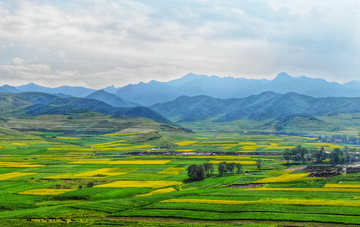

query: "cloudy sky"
left=1, top=0, right=360, bottom=88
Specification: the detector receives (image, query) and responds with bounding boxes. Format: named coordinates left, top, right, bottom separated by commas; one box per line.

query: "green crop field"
left=1, top=116, right=360, bottom=226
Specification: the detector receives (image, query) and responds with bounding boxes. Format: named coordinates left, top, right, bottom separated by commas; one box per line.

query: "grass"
left=1, top=120, right=360, bottom=226
left=95, top=180, right=183, bottom=188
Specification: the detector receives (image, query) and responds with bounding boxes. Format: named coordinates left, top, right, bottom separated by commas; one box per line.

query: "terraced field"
left=1, top=127, right=360, bottom=226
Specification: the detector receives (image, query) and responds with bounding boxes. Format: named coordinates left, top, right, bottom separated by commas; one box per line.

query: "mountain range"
left=16, top=83, right=96, bottom=97
left=115, top=72, right=360, bottom=106
left=2, top=72, right=360, bottom=107
left=150, top=92, right=360, bottom=123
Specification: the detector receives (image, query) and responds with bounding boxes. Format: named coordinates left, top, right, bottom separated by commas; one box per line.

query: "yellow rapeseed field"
left=274, top=161, right=288, bottom=165
left=238, top=142, right=257, bottom=145
left=264, top=143, right=294, bottom=150
left=221, top=146, right=238, bottom=149
left=47, top=168, right=130, bottom=179
left=0, top=172, right=37, bottom=180
left=248, top=188, right=360, bottom=192
left=175, top=141, right=198, bottom=146
left=70, top=159, right=113, bottom=164
left=324, top=184, right=360, bottom=188
left=266, top=170, right=293, bottom=175
left=158, top=168, right=185, bottom=175
left=91, top=140, right=127, bottom=146
left=187, top=156, right=252, bottom=159
left=71, top=159, right=171, bottom=165
left=57, top=137, right=80, bottom=140
left=39, top=155, right=90, bottom=161
left=305, top=142, right=343, bottom=149
left=199, top=141, right=238, bottom=144
left=95, top=180, right=182, bottom=188
left=254, top=173, right=310, bottom=183
left=0, top=162, right=44, bottom=168
left=109, top=160, right=171, bottom=165
left=209, top=160, right=256, bottom=165
left=161, top=198, right=360, bottom=207
left=138, top=188, right=176, bottom=197
left=19, top=189, right=75, bottom=195
left=128, top=145, right=155, bottom=149
left=48, top=148, right=94, bottom=151
left=93, top=144, right=130, bottom=148
left=76, top=168, right=126, bottom=177
left=101, top=132, right=142, bottom=136
left=176, top=149, right=197, bottom=152
left=238, top=145, right=259, bottom=152
left=11, top=143, right=27, bottom=146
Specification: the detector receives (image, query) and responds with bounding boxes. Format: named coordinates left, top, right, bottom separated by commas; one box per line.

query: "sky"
left=0, top=0, right=360, bottom=89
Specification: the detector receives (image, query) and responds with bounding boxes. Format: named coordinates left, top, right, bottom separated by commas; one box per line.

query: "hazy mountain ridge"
left=150, top=92, right=360, bottom=123
left=115, top=72, right=360, bottom=106
left=85, top=90, right=137, bottom=108
left=0, top=85, right=21, bottom=93
left=3, top=72, right=360, bottom=106
left=16, top=83, right=96, bottom=98
left=0, top=92, right=173, bottom=125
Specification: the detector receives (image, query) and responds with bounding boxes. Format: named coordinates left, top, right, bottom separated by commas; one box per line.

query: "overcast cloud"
left=0, top=0, right=359, bottom=88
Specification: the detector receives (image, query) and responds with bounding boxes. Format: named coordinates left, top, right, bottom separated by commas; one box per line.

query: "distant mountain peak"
left=273, top=72, right=292, bottom=81
left=16, top=83, right=96, bottom=98
left=183, top=72, right=198, bottom=77
left=86, top=89, right=135, bottom=108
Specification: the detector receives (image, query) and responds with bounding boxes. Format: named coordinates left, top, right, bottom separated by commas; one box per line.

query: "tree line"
left=283, top=145, right=357, bottom=165
left=318, top=134, right=360, bottom=144
left=188, top=159, right=263, bottom=181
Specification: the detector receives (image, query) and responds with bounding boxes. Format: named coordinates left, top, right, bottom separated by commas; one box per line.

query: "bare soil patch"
left=285, top=166, right=307, bottom=171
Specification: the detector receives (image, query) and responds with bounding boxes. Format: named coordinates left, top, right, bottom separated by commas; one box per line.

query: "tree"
left=331, top=148, right=344, bottom=164
left=188, top=164, right=207, bottom=181
left=235, top=163, right=243, bottom=174
left=319, top=147, right=325, bottom=162
left=256, top=159, right=262, bottom=171
left=300, top=147, right=308, bottom=164
left=218, top=162, right=227, bottom=176
left=197, top=164, right=206, bottom=180
left=204, top=163, right=214, bottom=177
left=283, top=149, right=291, bottom=163
left=188, top=164, right=198, bottom=179
left=226, top=162, right=236, bottom=174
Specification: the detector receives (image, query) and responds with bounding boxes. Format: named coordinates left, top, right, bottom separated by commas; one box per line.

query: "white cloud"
left=0, top=0, right=359, bottom=88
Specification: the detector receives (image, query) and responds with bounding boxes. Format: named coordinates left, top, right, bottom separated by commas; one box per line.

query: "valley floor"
left=1, top=124, right=360, bottom=226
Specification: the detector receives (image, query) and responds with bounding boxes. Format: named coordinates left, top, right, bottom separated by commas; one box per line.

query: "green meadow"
left=1, top=116, right=360, bottom=226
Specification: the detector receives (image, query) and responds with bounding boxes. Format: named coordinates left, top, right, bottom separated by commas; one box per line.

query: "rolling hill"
left=150, top=92, right=360, bottom=124
left=269, top=113, right=340, bottom=132
left=0, top=92, right=173, bottom=125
